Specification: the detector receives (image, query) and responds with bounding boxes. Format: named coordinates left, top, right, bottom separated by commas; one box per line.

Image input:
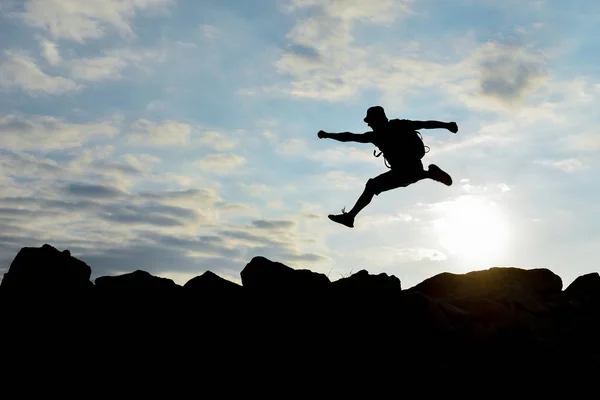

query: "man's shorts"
left=369, top=161, right=425, bottom=196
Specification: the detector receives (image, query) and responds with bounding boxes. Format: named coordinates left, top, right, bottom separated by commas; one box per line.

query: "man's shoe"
left=428, top=164, right=453, bottom=186
left=328, top=212, right=354, bottom=228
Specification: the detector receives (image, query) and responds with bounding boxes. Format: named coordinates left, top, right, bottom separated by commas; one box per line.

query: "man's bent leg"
left=426, top=164, right=453, bottom=186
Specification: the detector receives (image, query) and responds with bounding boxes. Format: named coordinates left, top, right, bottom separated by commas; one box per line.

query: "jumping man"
left=317, top=105, right=458, bottom=228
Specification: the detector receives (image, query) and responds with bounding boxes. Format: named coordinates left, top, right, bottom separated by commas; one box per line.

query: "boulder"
left=240, top=256, right=330, bottom=292
left=332, top=269, right=401, bottom=292
left=94, top=270, right=179, bottom=290
left=406, top=267, right=562, bottom=299
left=564, top=272, right=600, bottom=307
left=184, top=270, right=242, bottom=294
left=1, top=244, right=92, bottom=290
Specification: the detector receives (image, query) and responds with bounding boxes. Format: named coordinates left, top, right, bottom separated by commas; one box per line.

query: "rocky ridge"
left=1, top=243, right=599, bottom=380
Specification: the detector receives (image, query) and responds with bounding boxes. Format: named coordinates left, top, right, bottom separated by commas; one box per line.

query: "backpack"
left=373, top=119, right=430, bottom=168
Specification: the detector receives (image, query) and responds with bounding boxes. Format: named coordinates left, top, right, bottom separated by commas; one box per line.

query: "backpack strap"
left=415, top=131, right=431, bottom=155
left=373, top=149, right=391, bottom=169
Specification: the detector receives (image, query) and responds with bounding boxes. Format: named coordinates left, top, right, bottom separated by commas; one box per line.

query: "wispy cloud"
left=536, top=158, right=586, bottom=172
left=39, top=39, right=61, bottom=65
left=0, top=114, right=118, bottom=151
left=127, top=119, right=191, bottom=145
left=13, top=0, right=175, bottom=42
left=193, top=153, right=247, bottom=173
left=0, top=51, right=81, bottom=95
left=197, top=131, right=239, bottom=151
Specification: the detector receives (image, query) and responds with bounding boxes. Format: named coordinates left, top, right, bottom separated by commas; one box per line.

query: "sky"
left=1, top=0, right=599, bottom=289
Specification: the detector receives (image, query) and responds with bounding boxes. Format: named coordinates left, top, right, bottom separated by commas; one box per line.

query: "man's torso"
left=370, top=119, right=423, bottom=169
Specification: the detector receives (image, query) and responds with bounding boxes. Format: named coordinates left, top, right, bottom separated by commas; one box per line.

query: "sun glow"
left=433, top=196, right=511, bottom=263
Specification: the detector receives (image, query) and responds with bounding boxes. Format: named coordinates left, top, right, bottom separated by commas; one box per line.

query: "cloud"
left=137, top=231, right=242, bottom=259
left=270, top=0, right=419, bottom=100
left=240, top=183, right=270, bottom=197
left=69, top=55, right=129, bottom=82
left=175, top=41, right=199, bottom=49
left=381, top=247, right=448, bottom=262
left=360, top=212, right=415, bottom=228
left=62, top=183, right=127, bottom=199
left=139, top=188, right=222, bottom=208
left=251, top=219, right=296, bottom=230
left=193, top=153, right=247, bottom=173
left=127, top=119, right=191, bottom=145
left=457, top=181, right=513, bottom=195
left=217, top=203, right=259, bottom=217
left=536, top=158, right=586, bottom=172
left=277, top=137, right=376, bottom=166
left=1, top=148, right=154, bottom=199
left=120, top=153, right=161, bottom=170
left=278, top=138, right=310, bottom=155
left=63, top=148, right=161, bottom=191
left=218, top=229, right=282, bottom=248
left=564, top=131, right=600, bottom=152
left=39, top=39, right=61, bottom=65
left=213, top=216, right=329, bottom=267
left=244, top=244, right=329, bottom=265
left=99, top=203, right=201, bottom=227
left=0, top=188, right=207, bottom=232
left=78, top=242, right=245, bottom=278
left=13, top=0, right=175, bottom=43
left=200, top=24, right=219, bottom=39
left=0, top=51, right=81, bottom=95
left=0, top=44, right=164, bottom=96
left=69, top=48, right=164, bottom=82
left=0, top=114, right=118, bottom=151
left=197, top=131, right=239, bottom=151
left=323, top=170, right=364, bottom=190
left=0, top=150, right=70, bottom=181
left=269, top=0, right=551, bottom=112
left=284, top=0, right=413, bottom=23
left=475, top=42, right=547, bottom=105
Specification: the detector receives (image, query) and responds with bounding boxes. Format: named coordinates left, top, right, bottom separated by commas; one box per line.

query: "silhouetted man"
left=317, top=105, right=458, bottom=228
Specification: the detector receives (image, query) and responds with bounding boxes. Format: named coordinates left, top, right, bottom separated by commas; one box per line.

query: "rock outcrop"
left=240, top=255, right=331, bottom=292
left=1, top=243, right=92, bottom=290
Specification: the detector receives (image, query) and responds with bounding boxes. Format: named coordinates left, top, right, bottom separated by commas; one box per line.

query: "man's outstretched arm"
left=407, top=120, right=458, bottom=133
left=317, top=130, right=373, bottom=143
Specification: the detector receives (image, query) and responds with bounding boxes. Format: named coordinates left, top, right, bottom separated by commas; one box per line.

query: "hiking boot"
left=328, top=212, right=354, bottom=228
left=428, top=164, right=453, bottom=186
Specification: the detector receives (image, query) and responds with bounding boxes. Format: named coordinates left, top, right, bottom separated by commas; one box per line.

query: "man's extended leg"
left=328, top=169, right=421, bottom=228
left=328, top=186, right=375, bottom=228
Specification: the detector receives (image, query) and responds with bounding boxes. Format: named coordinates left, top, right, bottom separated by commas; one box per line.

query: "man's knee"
left=365, top=178, right=383, bottom=196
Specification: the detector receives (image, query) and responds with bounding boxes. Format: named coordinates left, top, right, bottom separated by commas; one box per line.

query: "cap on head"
left=363, top=106, right=387, bottom=124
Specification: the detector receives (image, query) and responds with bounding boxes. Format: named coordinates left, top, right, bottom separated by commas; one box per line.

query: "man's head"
left=363, top=106, right=388, bottom=130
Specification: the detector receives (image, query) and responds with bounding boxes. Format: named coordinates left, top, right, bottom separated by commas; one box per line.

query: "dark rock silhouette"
left=565, top=272, right=600, bottom=303
left=406, top=266, right=563, bottom=298
left=240, top=255, right=331, bottom=292
left=1, top=243, right=92, bottom=290
left=183, top=270, right=242, bottom=293
left=1, top=243, right=599, bottom=382
left=95, top=269, right=179, bottom=290
left=335, top=269, right=400, bottom=289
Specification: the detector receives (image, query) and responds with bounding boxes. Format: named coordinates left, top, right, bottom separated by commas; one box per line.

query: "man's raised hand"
left=318, top=130, right=328, bottom=139
left=448, top=122, right=458, bottom=134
